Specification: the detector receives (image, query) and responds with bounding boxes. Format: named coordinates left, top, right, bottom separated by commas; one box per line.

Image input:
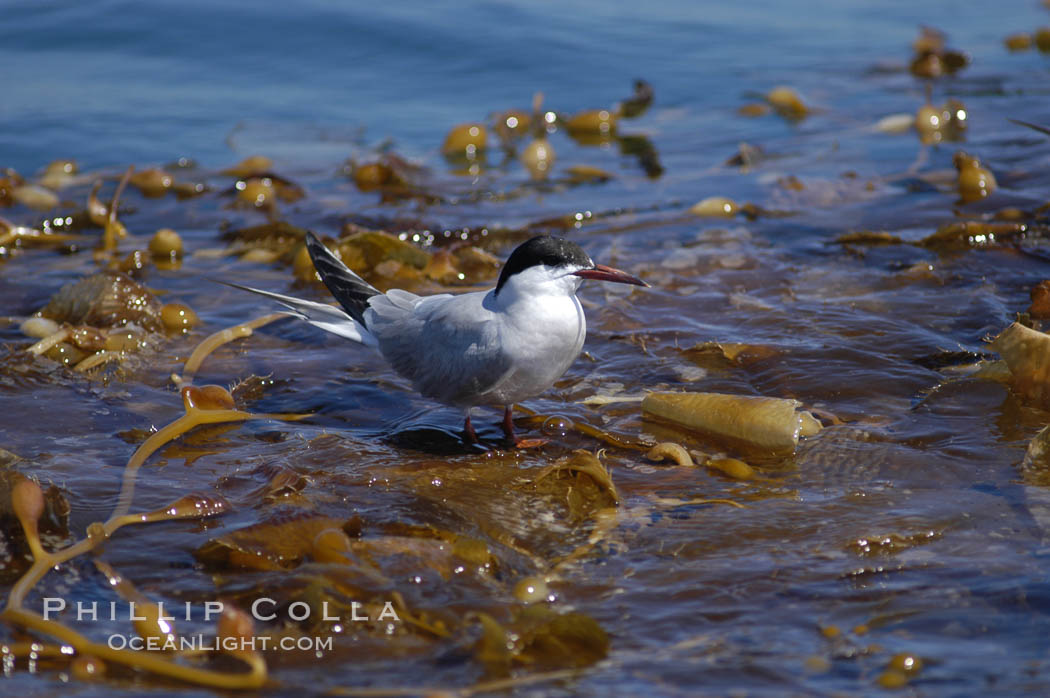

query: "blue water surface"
left=4, top=2, right=1050, bottom=696
left=0, top=0, right=1020, bottom=172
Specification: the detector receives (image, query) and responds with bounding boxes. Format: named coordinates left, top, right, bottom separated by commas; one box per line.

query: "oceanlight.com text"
left=106, top=634, right=334, bottom=652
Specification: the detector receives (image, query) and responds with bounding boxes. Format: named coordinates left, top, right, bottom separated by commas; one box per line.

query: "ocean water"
left=4, top=1, right=1050, bottom=696
left=0, top=0, right=1021, bottom=171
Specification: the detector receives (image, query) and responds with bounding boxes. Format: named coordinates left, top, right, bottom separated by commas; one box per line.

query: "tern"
left=225, top=233, right=648, bottom=445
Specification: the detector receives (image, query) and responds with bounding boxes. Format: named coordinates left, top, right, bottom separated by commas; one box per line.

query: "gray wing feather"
left=384, top=288, right=419, bottom=309
left=366, top=291, right=513, bottom=406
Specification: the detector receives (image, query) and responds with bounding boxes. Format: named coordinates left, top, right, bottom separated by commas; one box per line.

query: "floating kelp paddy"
left=4, top=5, right=1050, bottom=696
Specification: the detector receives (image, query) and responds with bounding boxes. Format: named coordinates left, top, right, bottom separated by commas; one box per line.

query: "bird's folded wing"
left=367, top=290, right=512, bottom=405
left=218, top=281, right=378, bottom=346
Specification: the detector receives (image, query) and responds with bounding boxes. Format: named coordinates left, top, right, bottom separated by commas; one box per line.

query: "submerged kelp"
left=5, top=4, right=1050, bottom=697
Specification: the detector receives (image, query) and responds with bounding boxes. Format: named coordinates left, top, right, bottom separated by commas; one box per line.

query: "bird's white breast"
left=482, top=286, right=586, bottom=405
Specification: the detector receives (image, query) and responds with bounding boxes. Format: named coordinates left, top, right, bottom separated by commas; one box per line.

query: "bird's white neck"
left=488, top=265, right=584, bottom=312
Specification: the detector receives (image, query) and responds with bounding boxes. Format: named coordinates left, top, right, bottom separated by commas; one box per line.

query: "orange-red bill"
left=573, top=264, right=649, bottom=287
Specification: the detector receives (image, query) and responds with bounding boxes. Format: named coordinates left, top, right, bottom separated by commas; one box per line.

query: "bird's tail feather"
left=305, top=232, right=381, bottom=326
left=218, top=280, right=378, bottom=346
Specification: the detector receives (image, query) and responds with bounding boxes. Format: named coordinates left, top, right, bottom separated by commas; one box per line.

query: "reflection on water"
left=4, top=0, right=1050, bottom=695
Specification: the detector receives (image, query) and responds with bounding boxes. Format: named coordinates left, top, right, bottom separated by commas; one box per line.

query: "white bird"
left=225, top=232, right=648, bottom=445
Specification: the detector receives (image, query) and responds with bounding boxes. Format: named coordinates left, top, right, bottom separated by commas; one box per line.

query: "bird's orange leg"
left=463, top=414, right=479, bottom=444
left=503, top=406, right=547, bottom=449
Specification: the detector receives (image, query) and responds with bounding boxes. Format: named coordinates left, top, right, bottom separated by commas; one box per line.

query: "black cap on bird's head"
left=495, top=235, right=648, bottom=294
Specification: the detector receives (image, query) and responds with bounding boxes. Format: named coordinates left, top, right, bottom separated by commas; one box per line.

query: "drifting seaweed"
left=1, top=313, right=314, bottom=688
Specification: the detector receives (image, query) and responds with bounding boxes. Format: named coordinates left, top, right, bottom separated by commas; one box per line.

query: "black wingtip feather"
left=304, top=232, right=381, bottom=326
